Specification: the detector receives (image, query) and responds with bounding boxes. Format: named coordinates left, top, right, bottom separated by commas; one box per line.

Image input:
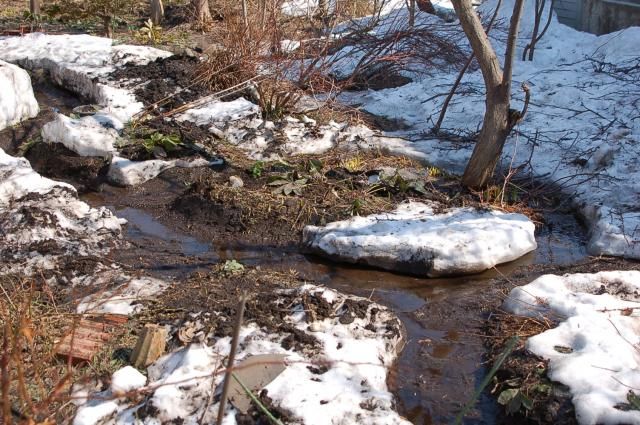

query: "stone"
left=229, top=175, right=244, bottom=188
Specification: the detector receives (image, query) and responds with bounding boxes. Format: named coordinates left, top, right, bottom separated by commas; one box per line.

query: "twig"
left=216, top=293, right=248, bottom=425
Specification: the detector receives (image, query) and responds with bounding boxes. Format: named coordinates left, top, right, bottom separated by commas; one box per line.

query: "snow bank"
left=0, top=33, right=171, bottom=121
left=336, top=0, right=640, bottom=259
left=74, top=285, right=409, bottom=425
left=0, top=148, right=123, bottom=273
left=41, top=113, right=120, bottom=158
left=0, top=148, right=170, bottom=315
left=303, top=201, right=536, bottom=276
left=0, top=60, right=39, bottom=130
left=504, top=271, right=640, bottom=425
left=107, top=156, right=212, bottom=186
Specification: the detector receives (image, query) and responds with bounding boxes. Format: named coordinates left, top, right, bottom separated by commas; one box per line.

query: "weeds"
left=267, top=172, right=308, bottom=196
left=249, top=161, right=265, bottom=178
left=142, top=132, right=181, bottom=153
left=0, top=278, right=75, bottom=424
left=137, top=18, right=163, bottom=44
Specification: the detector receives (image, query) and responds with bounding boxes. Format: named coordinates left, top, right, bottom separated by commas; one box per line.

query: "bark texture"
left=192, top=0, right=213, bottom=25
left=29, top=0, right=40, bottom=14
left=150, top=0, right=164, bottom=25
left=452, top=0, right=525, bottom=189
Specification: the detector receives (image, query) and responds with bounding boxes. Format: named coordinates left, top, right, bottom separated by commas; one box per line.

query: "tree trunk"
left=191, top=0, right=213, bottom=25
left=452, top=0, right=525, bottom=189
left=103, top=15, right=113, bottom=38
left=241, top=0, right=248, bottom=29
left=29, top=0, right=40, bottom=14
left=150, top=0, right=164, bottom=25
left=408, top=0, right=416, bottom=27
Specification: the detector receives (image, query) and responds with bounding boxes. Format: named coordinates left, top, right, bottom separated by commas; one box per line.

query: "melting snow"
left=74, top=285, right=410, bottom=425
left=304, top=201, right=537, bottom=276
left=331, top=1, right=640, bottom=258
left=0, top=60, right=39, bottom=130
left=504, top=271, right=640, bottom=425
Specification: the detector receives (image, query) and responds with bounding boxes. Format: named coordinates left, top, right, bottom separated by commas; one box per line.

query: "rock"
left=0, top=60, right=39, bottom=130
left=303, top=201, right=537, bottom=277
left=229, top=175, right=244, bottom=188
left=130, top=324, right=167, bottom=369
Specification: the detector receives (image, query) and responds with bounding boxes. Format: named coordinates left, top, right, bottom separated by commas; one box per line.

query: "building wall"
left=581, top=0, right=640, bottom=34
left=555, top=0, right=584, bottom=28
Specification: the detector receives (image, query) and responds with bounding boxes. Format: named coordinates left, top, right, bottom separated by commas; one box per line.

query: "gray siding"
left=554, top=0, right=583, bottom=28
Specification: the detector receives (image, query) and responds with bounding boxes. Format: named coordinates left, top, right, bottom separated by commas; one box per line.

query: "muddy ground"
left=0, top=76, right=603, bottom=425
left=2, top=31, right=640, bottom=424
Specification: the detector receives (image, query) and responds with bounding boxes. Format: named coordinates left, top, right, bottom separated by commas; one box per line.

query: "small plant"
left=267, top=172, right=308, bottom=196
left=142, top=132, right=181, bottom=153
left=350, top=198, right=365, bottom=216
left=138, top=19, right=163, bottom=44
left=18, top=136, right=42, bottom=156
left=257, top=80, right=300, bottom=121
left=307, top=158, right=323, bottom=173
left=221, top=259, right=245, bottom=275
left=22, top=10, right=45, bottom=31
left=249, top=161, right=265, bottom=179
left=616, top=391, right=640, bottom=411
left=427, top=166, right=443, bottom=178
left=341, top=155, right=365, bottom=173
left=378, top=172, right=427, bottom=195
left=497, top=388, right=534, bottom=416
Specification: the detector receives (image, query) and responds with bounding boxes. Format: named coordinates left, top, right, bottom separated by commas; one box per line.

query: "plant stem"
left=453, top=336, right=519, bottom=424
left=232, top=373, right=284, bottom=425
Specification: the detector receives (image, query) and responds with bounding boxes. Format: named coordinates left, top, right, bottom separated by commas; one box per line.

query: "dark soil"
left=110, top=54, right=205, bottom=111
left=26, top=142, right=109, bottom=192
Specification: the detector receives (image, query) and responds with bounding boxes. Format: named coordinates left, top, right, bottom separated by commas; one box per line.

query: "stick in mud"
left=216, top=292, right=248, bottom=425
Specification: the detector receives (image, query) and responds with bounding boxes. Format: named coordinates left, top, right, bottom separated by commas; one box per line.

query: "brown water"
left=82, top=186, right=587, bottom=425
left=10, top=79, right=589, bottom=424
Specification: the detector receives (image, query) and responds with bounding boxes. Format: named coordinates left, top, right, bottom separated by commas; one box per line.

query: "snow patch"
left=75, top=285, right=409, bottom=424
left=0, top=60, right=39, bottom=130
left=504, top=271, right=640, bottom=425
left=304, top=201, right=537, bottom=276
left=107, top=156, right=212, bottom=186
left=41, top=113, right=120, bottom=158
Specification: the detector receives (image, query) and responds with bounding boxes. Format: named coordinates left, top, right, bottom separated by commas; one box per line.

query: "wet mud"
left=0, top=79, right=611, bottom=425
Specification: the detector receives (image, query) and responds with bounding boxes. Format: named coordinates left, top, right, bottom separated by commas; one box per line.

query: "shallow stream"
left=82, top=183, right=588, bottom=424
left=2, top=80, right=591, bottom=424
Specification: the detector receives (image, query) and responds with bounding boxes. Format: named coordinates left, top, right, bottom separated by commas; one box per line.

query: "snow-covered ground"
left=329, top=1, right=639, bottom=259
left=0, top=33, right=171, bottom=122
left=0, top=146, right=171, bottom=314
left=0, top=60, right=39, bottom=130
left=74, top=285, right=409, bottom=425
left=0, top=33, right=218, bottom=186
left=504, top=271, right=640, bottom=425
left=304, top=201, right=536, bottom=276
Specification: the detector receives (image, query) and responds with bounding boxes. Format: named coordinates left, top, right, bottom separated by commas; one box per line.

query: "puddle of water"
left=81, top=185, right=587, bottom=425
left=115, top=207, right=211, bottom=256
